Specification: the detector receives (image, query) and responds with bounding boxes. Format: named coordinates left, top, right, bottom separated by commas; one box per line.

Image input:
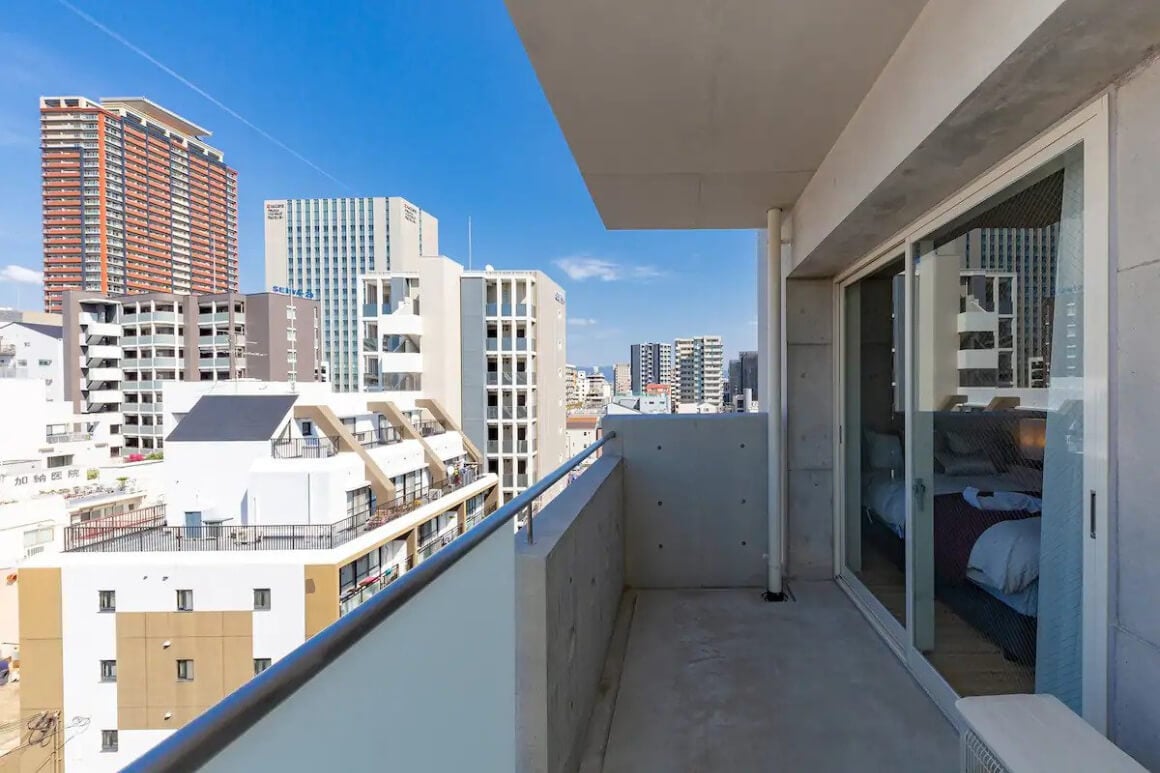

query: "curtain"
left=1035, top=149, right=1085, bottom=710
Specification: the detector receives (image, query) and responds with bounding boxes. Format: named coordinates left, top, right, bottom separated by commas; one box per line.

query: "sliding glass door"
left=839, top=105, right=1108, bottom=727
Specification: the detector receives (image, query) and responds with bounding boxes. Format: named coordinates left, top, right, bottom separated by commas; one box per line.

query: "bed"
left=861, top=468, right=1043, bottom=665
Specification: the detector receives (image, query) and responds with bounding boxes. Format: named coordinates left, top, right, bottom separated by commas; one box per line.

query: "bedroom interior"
left=843, top=147, right=1084, bottom=705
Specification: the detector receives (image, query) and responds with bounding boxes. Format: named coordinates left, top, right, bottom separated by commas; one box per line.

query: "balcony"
left=270, top=435, right=341, bottom=459
left=45, top=431, right=92, bottom=444
left=86, top=344, right=121, bottom=359
left=126, top=416, right=957, bottom=772
left=84, top=321, right=122, bottom=338
left=86, top=366, right=123, bottom=381
left=86, top=389, right=123, bottom=404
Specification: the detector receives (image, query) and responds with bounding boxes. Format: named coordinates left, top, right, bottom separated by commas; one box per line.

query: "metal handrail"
left=123, top=432, right=616, bottom=772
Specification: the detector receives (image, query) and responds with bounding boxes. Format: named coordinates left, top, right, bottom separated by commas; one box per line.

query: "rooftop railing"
left=62, top=470, right=490, bottom=554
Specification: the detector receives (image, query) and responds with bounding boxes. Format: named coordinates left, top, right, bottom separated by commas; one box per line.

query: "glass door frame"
left=833, top=94, right=1110, bottom=731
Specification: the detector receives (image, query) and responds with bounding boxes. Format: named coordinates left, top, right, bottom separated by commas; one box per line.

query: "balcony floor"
left=587, top=583, right=958, bottom=772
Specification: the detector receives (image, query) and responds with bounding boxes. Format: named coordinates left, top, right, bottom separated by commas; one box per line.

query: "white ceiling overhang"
left=505, top=0, right=927, bottom=229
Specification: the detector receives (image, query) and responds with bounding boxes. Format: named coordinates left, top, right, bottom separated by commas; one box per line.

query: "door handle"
left=1089, top=489, right=1096, bottom=539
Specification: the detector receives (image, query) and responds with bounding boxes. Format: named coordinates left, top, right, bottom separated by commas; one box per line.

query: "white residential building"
left=16, top=387, right=496, bottom=770
left=60, top=290, right=321, bottom=453
left=585, top=371, right=611, bottom=407
left=563, top=364, right=585, bottom=408
left=0, top=320, right=64, bottom=401
left=358, top=258, right=567, bottom=503
left=0, top=379, right=163, bottom=660
left=674, top=336, right=725, bottom=411
left=264, top=197, right=439, bottom=392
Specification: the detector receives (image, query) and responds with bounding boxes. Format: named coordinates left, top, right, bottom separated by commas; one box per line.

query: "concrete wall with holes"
left=515, top=454, right=623, bottom=773
left=785, top=279, right=836, bottom=580
left=604, top=413, right=767, bottom=588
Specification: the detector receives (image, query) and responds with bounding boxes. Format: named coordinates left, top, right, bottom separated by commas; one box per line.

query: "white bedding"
left=968, top=517, right=1041, bottom=594
left=863, top=466, right=1042, bottom=535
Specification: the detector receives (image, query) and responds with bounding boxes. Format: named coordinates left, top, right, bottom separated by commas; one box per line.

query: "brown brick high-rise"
left=41, top=97, right=238, bottom=313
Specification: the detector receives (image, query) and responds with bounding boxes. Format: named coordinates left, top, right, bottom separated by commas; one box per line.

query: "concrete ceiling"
left=506, top=0, right=928, bottom=229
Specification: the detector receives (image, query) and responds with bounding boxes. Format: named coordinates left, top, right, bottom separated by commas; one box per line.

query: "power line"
left=54, top=0, right=350, bottom=190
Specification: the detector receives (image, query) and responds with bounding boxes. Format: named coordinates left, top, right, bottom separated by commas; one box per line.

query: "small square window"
left=100, top=660, right=117, bottom=682
left=253, top=588, right=271, bottom=611
left=176, top=589, right=193, bottom=612
left=253, top=658, right=272, bottom=675
left=176, top=659, right=194, bottom=681
left=101, top=729, right=118, bottom=752
left=98, top=590, right=116, bottom=612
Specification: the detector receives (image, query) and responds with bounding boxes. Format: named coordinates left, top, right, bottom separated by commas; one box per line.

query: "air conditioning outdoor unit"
left=957, top=695, right=1144, bottom=773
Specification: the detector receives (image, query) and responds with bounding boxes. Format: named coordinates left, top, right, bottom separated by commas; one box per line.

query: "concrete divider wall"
left=516, top=454, right=624, bottom=773
left=604, top=414, right=768, bottom=589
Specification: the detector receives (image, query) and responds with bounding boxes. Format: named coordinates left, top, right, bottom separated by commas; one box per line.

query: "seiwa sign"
left=271, top=286, right=316, bottom=300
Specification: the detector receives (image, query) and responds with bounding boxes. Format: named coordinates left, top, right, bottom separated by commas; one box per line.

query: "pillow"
left=865, top=430, right=903, bottom=471
left=946, top=430, right=985, bottom=455
left=968, top=517, right=1041, bottom=593
left=935, top=450, right=996, bottom=476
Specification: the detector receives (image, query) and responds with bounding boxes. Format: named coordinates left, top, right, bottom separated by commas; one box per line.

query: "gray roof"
left=12, top=322, right=63, bottom=340
left=166, top=394, right=297, bottom=442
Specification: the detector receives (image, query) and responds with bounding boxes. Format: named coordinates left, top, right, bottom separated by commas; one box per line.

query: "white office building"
left=674, top=336, right=725, bottom=411
left=358, top=258, right=567, bottom=503
left=264, top=197, right=439, bottom=392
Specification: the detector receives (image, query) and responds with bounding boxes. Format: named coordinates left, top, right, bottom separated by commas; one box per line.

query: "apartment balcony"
left=86, top=366, right=123, bottom=381
left=958, top=348, right=999, bottom=369
left=83, top=321, right=122, bottom=338
left=86, top=389, right=123, bottom=404
left=45, top=431, right=92, bottom=444
left=122, top=381, right=157, bottom=393
left=377, top=312, right=423, bottom=336
left=198, top=311, right=241, bottom=324
left=198, top=334, right=232, bottom=347
left=487, top=371, right=532, bottom=387
left=86, top=344, right=121, bottom=359
left=125, top=415, right=957, bottom=772
left=270, top=435, right=341, bottom=459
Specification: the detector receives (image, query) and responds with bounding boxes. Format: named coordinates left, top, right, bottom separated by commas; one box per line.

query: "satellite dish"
left=484, top=264, right=495, bottom=271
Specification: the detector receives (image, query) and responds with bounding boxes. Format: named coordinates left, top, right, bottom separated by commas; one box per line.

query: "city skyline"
left=0, top=2, right=757, bottom=366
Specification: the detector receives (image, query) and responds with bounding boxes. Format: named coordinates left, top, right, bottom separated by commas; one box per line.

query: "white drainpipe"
left=764, top=207, right=784, bottom=599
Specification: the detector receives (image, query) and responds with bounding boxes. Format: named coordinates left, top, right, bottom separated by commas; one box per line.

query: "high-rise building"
left=727, top=350, right=759, bottom=410
left=674, top=336, right=724, bottom=411
left=41, top=97, right=238, bottom=313
left=358, top=260, right=567, bottom=502
left=612, top=362, right=631, bottom=395
left=264, top=197, right=438, bottom=392
left=60, top=289, right=322, bottom=451
left=629, top=342, right=673, bottom=394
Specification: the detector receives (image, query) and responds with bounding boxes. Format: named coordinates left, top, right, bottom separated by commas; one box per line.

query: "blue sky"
left=0, top=0, right=758, bottom=369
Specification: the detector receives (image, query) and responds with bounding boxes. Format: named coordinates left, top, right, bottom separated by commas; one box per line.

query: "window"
left=101, top=730, right=118, bottom=752
left=176, top=659, right=194, bottom=681
left=46, top=455, right=73, bottom=468
left=253, top=588, right=271, bottom=611
left=100, top=660, right=117, bottom=682
left=98, top=590, right=116, bottom=612
left=176, top=589, right=193, bottom=611
left=253, top=658, right=272, bottom=675
left=23, top=527, right=53, bottom=548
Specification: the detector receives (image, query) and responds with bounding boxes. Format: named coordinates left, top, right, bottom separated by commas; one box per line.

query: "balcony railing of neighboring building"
left=270, top=435, right=341, bottom=459
left=62, top=504, right=168, bottom=551
left=63, top=467, right=490, bottom=554
left=45, top=431, right=93, bottom=444
left=412, top=419, right=443, bottom=438
left=352, top=426, right=402, bottom=448
left=123, top=435, right=613, bottom=773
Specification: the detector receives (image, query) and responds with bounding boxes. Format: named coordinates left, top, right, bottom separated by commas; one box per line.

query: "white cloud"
left=0, top=265, right=43, bottom=285
left=553, top=256, right=663, bottom=282
left=568, top=317, right=598, bottom=327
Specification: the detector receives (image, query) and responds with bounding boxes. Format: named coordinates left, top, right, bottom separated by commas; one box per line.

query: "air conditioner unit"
left=956, top=695, right=1144, bottom=773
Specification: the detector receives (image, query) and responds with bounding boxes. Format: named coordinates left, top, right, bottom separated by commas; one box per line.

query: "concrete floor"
left=591, top=583, right=959, bottom=772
